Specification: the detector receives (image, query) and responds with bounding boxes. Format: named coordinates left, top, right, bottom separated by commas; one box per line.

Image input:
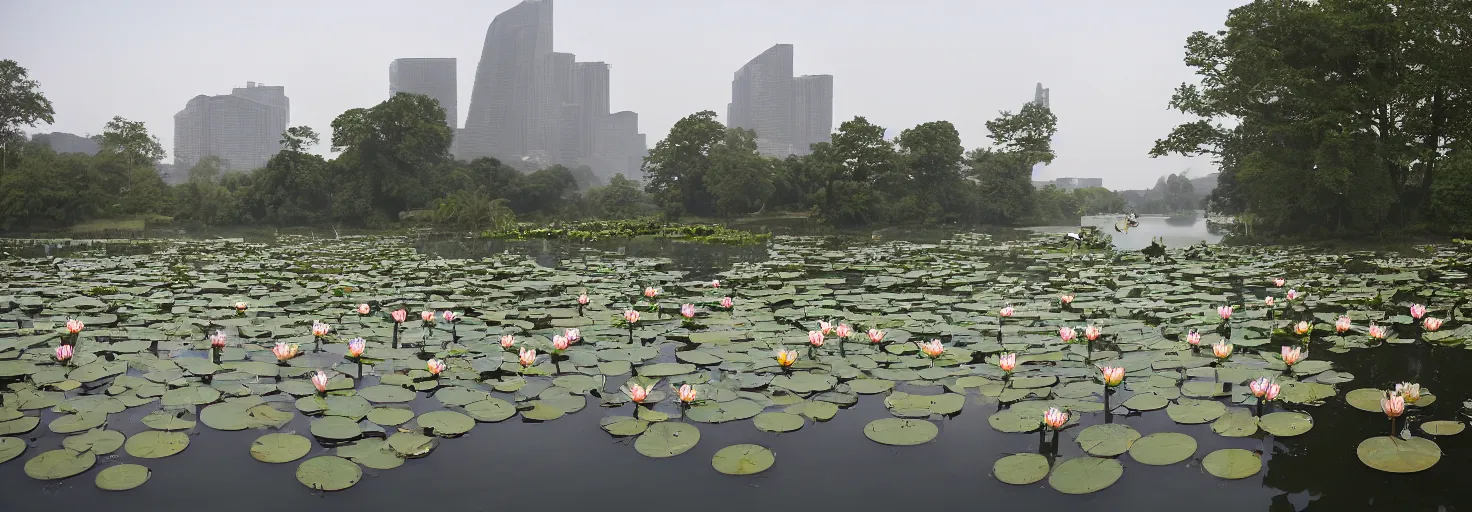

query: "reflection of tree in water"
left=1262, top=344, right=1469, bottom=511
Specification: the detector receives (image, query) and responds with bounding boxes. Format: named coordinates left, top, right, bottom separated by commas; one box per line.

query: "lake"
left=0, top=231, right=1464, bottom=512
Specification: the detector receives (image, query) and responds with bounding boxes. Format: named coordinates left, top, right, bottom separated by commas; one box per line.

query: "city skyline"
left=173, top=81, right=290, bottom=175
left=1, top=0, right=1237, bottom=189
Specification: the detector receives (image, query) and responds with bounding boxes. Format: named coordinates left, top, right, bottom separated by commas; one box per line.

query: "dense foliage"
left=1153, top=0, right=1472, bottom=237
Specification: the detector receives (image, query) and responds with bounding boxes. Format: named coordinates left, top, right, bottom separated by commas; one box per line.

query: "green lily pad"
left=863, top=418, right=939, bottom=446
left=638, top=363, right=698, bottom=377
left=1202, top=448, right=1262, bottom=479
left=988, top=408, right=1041, bottom=433
left=367, top=407, right=415, bottom=426
left=1128, top=432, right=1197, bottom=466
left=993, top=453, right=1050, bottom=485
left=635, top=421, right=701, bottom=458
left=784, top=400, right=840, bottom=421
left=753, top=412, right=805, bottom=432
left=1421, top=420, right=1464, bottom=436
left=417, top=410, right=475, bottom=436
left=24, top=449, right=96, bottom=480
left=250, top=433, right=311, bottom=463
left=387, top=432, right=436, bottom=458
left=435, top=386, right=492, bottom=407
left=847, top=379, right=895, bottom=394
left=522, top=402, right=565, bottom=421
left=62, top=429, right=125, bottom=455
left=310, top=416, right=362, bottom=441
left=95, top=463, right=151, bottom=491
left=1121, top=393, right=1169, bottom=411
left=295, top=455, right=362, bottom=491
left=161, top=386, right=222, bottom=407
left=1210, top=408, right=1259, bottom=437
left=0, top=437, right=28, bottom=464
left=599, top=416, right=650, bottom=436
left=0, top=415, right=40, bottom=435
left=358, top=385, right=415, bottom=404
left=1075, top=423, right=1140, bottom=457
left=1356, top=436, right=1441, bottom=473
left=1167, top=399, right=1227, bottom=424
left=141, top=409, right=196, bottom=431
left=711, top=444, right=775, bottom=475
left=1345, top=388, right=1386, bottom=412
left=48, top=412, right=107, bottom=434
left=686, top=399, right=763, bottom=424
left=464, top=398, right=517, bottom=422
left=770, top=373, right=838, bottom=393
left=1047, top=457, right=1123, bottom=494
left=1259, top=412, right=1314, bottom=437
left=123, top=431, right=190, bottom=459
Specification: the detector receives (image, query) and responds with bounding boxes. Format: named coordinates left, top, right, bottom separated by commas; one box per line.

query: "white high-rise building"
left=459, top=0, right=554, bottom=161
left=173, top=82, right=289, bottom=173
left=793, top=74, right=833, bottom=155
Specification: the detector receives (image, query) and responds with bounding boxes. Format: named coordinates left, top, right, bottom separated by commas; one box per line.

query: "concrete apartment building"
left=460, top=0, right=554, bottom=161
left=728, top=44, right=833, bottom=158
left=173, top=81, right=289, bottom=173
left=793, top=74, right=833, bottom=155
left=389, top=58, right=457, bottom=128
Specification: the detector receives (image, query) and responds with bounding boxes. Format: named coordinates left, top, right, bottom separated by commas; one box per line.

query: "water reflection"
left=1027, top=213, right=1224, bottom=251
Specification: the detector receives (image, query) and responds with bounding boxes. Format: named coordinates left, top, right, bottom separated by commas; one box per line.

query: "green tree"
left=808, top=117, right=897, bottom=225
left=704, top=127, right=774, bottom=217
left=330, top=93, right=453, bottom=223
left=642, top=111, right=726, bottom=217
left=0, top=60, right=56, bottom=174
left=894, top=121, right=966, bottom=222
left=969, top=102, right=1058, bottom=225
left=585, top=173, right=653, bottom=219
left=99, top=116, right=165, bottom=166
left=281, top=126, right=320, bottom=153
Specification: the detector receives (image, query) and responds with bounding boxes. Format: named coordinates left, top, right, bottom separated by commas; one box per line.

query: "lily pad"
left=387, top=432, right=437, bottom=458
left=711, top=444, right=775, bottom=475
left=250, top=433, right=311, bottom=463
left=0, top=437, right=27, bottom=464
left=847, top=379, right=895, bottom=394
left=1121, top=393, right=1169, bottom=411
left=1356, top=436, right=1441, bottom=473
left=599, top=416, right=650, bottom=436
left=1047, top=457, right=1123, bottom=494
left=295, top=455, right=362, bottom=491
left=123, top=430, right=190, bottom=459
left=1202, top=448, right=1262, bottom=479
left=1345, top=388, right=1386, bottom=412
left=464, top=398, right=517, bottom=422
left=24, top=448, right=96, bottom=480
left=358, top=385, right=415, bottom=404
left=686, top=399, right=764, bottom=424
left=1210, top=408, right=1259, bottom=437
left=753, top=412, right=805, bottom=433
left=1421, top=420, right=1464, bottom=436
left=367, top=407, right=415, bottom=426
left=1075, top=423, right=1140, bottom=457
left=417, top=410, right=475, bottom=436
left=1259, top=412, right=1314, bottom=437
left=141, top=409, right=197, bottom=431
left=310, top=416, right=362, bottom=441
left=1167, top=399, right=1227, bottom=424
left=62, top=429, right=125, bottom=455
left=1127, top=432, right=1197, bottom=466
left=988, top=408, right=1041, bottom=433
left=95, top=463, right=151, bottom=491
left=635, top=421, right=701, bottom=458
left=863, top=418, right=939, bottom=446
left=993, top=453, right=1050, bottom=485
left=48, top=412, right=107, bottom=434
left=0, top=415, right=40, bottom=435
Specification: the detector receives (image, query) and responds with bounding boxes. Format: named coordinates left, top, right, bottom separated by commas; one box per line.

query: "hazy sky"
left=2, top=0, right=1239, bottom=190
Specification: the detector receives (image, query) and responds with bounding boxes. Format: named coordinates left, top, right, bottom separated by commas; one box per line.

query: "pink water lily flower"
left=1381, top=392, right=1405, bottom=418
left=1060, top=294, right=1075, bottom=305
left=1099, top=366, right=1125, bottom=387
left=1367, top=323, right=1388, bottom=340
left=807, top=331, right=825, bottom=347
left=577, top=294, right=590, bottom=305
left=1217, top=305, right=1234, bottom=321
left=998, top=353, right=1016, bottom=373
left=919, top=339, right=945, bottom=358
left=624, top=310, right=640, bottom=324
left=1395, top=382, right=1421, bottom=404
left=1285, top=289, right=1300, bottom=301
left=711, top=279, right=720, bottom=288
left=680, top=304, right=696, bottom=319
left=1084, top=325, right=1101, bottom=341
left=518, top=347, right=537, bottom=367
left=66, top=319, right=84, bottom=334
left=311, top=321, right=331, bottom=337
left=500, top=335, right=516, bottom=348
left=1273, top=278, right=1286, bottom=287
left=836, top=324, right=852, bottom=338
left=311, top=371, right=329, bottom=392
left=1212, top=341, right=1234, bottom=360
left=1186, top=329, right=1201, bottom=346
left=1281, top=346, right=1306, bottom=366
left=426, top=359, right=446, bottom=375
left=1058, top=326, right=1077, bottom=342
left=1293, top=321, right=1311, bottom=336
left=390, top=309, right=407, bottom=323
left=776, top=349, right=799, bottom=367
left=348, top=338, right=366, bottom=357
left=1410, top=304, right=1427, bottom=320
left=209, top=331, right=227, bottom=348
left=420, top=310, right=435, bottom=323
left=1043, top=407, right=1069, bottom=430
left=356, top=303, right=370, bottom=315
left=677, top=384, right=698, bottom=403
left=1249, top=377, right=1280, bottom=400
left=55, top=344, right=73, bottom=362
left=999, top=305, right=1015, bottom=317
left=643, top=287, right=660, bottom=298
left=1335, top=316, right=1352, bottom=333
left=867, top=329, right=886, bottom=344
left=818, top=320, right=833, bottom=335
left=1423, top=317, right=1443, bottom=331
left=442, top=311, right=459, bottom=322
left=1264, top=296, right=1276, bottom=307
left=552, top=335, right=570, bottom=351
left=720, top=296, right=734, bottom=309
left=565, top=328, right=581, bottom=342
left=625, top=382, right=649, bottom=403
left=234, top=302, right=249, bottom=312
left=273, top=342, right=300, bottom=361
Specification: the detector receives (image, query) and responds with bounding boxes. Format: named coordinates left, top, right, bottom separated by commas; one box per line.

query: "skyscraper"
left=460, top=0, right=554, bottom=161
left=600, top=111, right=646, bottom=179
left=729, top=44, right=795, bottom=157
left=173, top=81, right=289, bottom=173
left=793, top=74, right=833, bottom=155
left=389, top=58, right=457, bottom=128
left=1033, top=82, right=1050, bottom=108
left=573, top=61, right=609, bottom=159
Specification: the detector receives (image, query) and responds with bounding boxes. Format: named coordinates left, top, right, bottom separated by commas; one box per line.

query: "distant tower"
left=1033, top=82, right=1050, bottom=108
left=390, top=58, right=457, bottom=128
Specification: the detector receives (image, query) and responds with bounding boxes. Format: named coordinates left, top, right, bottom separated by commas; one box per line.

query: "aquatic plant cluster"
left=483, top=219, right=770, bottom=245
left=0, top=234, right=1466, bottom=492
